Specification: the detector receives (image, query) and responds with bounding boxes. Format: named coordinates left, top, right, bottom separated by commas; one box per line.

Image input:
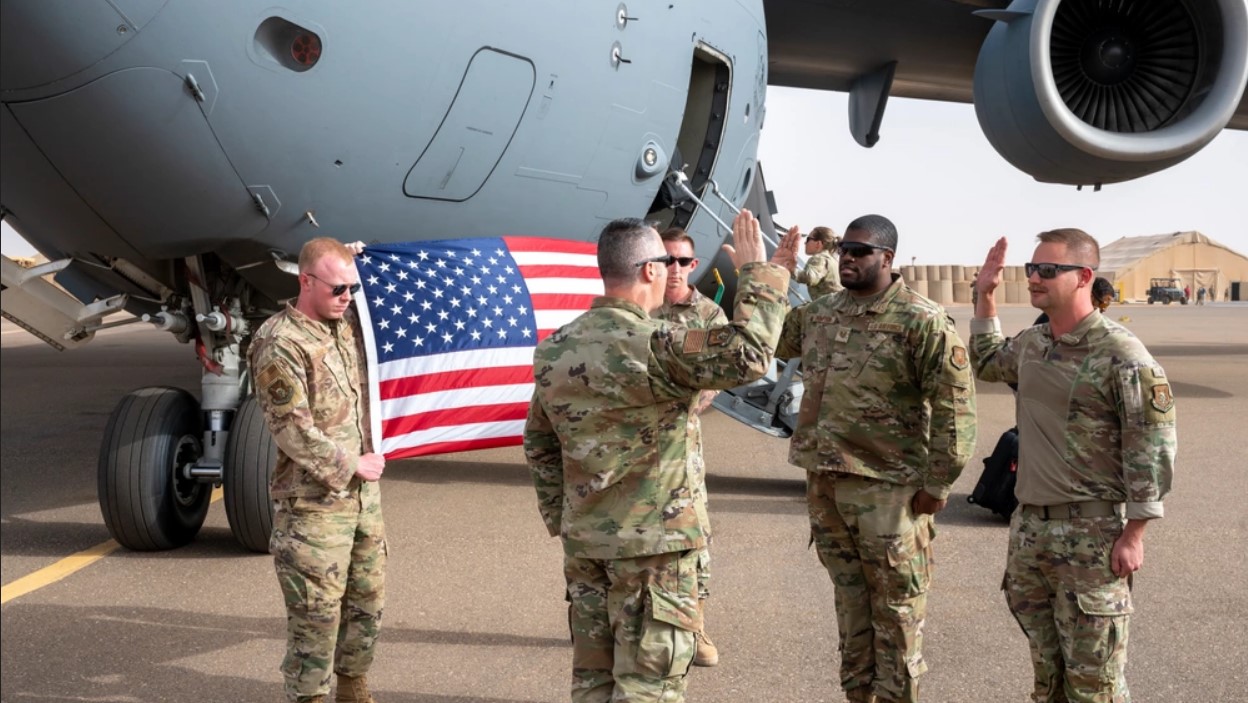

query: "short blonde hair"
left=298, top=237, right=354, bottom=272
left=1038, top=228, right=1100, bottom=269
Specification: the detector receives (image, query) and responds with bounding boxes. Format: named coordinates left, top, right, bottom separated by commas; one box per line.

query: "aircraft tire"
left=223, top=395, right=276, bottom=553
left=98, top=386, right=210, bottom=550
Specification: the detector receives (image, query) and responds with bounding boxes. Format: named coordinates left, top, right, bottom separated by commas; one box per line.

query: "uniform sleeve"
left=523, top=392, right=564, bottom=536
left=651, top=262, right=791, bottom=394
left=969, top=316, right=1021, bottom=385
left=250, top=338, right=359, bottom=491
left=794, top=252, right=829, bottom=288
left=914, top=316, right=977, bottom=499
left=1115, top=362, right=1176, bottom=520
left=776, top=302, right=808, bottom=360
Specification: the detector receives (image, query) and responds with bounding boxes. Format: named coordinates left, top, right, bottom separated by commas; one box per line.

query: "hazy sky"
left=757, top=87, right=1248, bottom=266
left=4, top=86, right=1245, bottom=266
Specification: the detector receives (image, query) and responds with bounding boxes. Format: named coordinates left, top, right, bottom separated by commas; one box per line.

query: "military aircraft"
left=2, top=0, right=1246, bottom=553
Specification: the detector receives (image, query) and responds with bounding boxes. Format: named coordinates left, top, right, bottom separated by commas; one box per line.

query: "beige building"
left=1097, top=231, right=1248, bottom=303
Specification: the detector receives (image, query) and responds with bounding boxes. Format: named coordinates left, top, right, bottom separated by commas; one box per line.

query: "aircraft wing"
left=763, top=0, right=1248, bottom=183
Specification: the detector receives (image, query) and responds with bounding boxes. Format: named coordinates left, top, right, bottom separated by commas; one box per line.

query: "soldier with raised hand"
left=792, top=225, right=843, bottom=299
left=653, top=226, right=729, bottom=668
left=971, top=231, right=1175, bottom=703
left=524, top=211, right=799, bottom=702
left=775, top=214, right=976, bottom=703
left=249, top=237, right=387, bottom=703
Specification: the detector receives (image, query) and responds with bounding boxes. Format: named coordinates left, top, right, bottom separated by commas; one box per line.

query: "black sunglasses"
left=306, top=272, right=362, bottom=296
left=635, top=254, right=678, bottom=267
left=837, top=242, right=892, bottom=258
left=1024, top=262, right=1089, bottom=279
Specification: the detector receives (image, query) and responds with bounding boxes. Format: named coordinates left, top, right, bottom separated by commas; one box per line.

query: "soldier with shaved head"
left=776, top=213, right=977, bottom=703
left=250, top=237, right=387, bottom=703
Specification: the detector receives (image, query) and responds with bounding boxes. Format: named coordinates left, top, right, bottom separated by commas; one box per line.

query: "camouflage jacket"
left=655, top=285, right=728, bottom=329
left=776, top=275, right=977, bottom=499
left=524, top=262, right=790, bottom=559
left=970, top=312, right=1175, bottom=520
left=249, top=303, right=372, bottom=499
left=794, top=250, right=842, bottom=299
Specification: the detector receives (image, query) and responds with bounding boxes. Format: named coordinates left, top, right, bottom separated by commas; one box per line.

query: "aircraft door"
left=8, top=67, right=269, bottom=258
left=404, top=48, right=536, bottom=201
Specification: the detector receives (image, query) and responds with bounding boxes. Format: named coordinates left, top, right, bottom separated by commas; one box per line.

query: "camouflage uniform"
left=794, top=249, right=843, bottom=299
left=250, top=303, right=385, bottom=703
left=776, top=274, right=976, bottom=703
left=525, top=262, right=790, bottom=702
left=654, top=286, right=729, bottom=599
left=971, top=311, right=1175, bottom=703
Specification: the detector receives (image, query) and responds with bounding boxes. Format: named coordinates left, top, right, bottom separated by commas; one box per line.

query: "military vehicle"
left=1147, top=278, right=1188, bottom=305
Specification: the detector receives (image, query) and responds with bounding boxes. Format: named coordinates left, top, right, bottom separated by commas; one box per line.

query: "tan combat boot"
left=335, top=674, right=376, bottom=703
left=692, top=598, right=719, bottom=667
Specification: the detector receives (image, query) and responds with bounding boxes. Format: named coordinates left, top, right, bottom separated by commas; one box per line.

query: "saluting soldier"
left=250, top=237, right=387, bottom=703
left=524, top=212, right=799, bottom=702
left=792, top=225, right=843, bottom=299
left=776, top=214, right=977, bottom=703
left=971, top=230, right=1175, bottom=703
left=653, top=226, right=730, bottom=668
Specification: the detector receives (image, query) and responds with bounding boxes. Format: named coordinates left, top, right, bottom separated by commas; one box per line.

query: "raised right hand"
left=975, top=237, right=1009, bottom=297
left=721, top=208, right=766, bottom=270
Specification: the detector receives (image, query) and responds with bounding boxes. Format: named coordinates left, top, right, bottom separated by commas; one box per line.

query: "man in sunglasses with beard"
left=971, top=230, right=1175, bottom=703
left=250, top=237, right=387, bottom=703
left=775, top=214, right=977, bottom=703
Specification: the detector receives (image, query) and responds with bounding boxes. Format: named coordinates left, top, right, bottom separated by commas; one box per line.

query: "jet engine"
left=973, top=0, right=1248, bottom=185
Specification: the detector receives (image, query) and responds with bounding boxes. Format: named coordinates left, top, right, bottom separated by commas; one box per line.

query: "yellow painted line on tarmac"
left=1, top=486, right=224, bottom=604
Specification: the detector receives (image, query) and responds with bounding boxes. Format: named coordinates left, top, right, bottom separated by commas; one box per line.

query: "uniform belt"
left=1020, top=501, right=1121, bottom=520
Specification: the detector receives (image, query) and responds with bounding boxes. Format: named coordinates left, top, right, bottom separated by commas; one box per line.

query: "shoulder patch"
left=256, top=362, right=304, bottom=411
left=683, top=329, right=709, bottom=354
left=707, top=327, right=733, bottom=347
left=950, top=346, right=969, bottom=370
left=1150, top=384, right=1174, bottom=413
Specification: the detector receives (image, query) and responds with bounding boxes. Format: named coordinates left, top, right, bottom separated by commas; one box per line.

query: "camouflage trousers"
left=691, top=464, right=712, bottom=600
left=564, top=550, right=700, bottom=702
left=271, top=480, right=386, bottom=702
left=1005, top=511, right=1132, bottom=703
left=807, top=472, right=934, bottom=703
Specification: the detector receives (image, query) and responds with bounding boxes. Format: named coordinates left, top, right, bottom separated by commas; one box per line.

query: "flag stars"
left=437, top=310, right=450, bottom=321
left=421, top=300, right=433, bottom=311
left=391, top=304, right=402, bottom=315
left=372, top=296, right=386, bottom=307
left=517, top=305, right=528, bottom=315
left=450, top=297, right=461, bottom=308
left=385, top=282, right=398, bottom=294
left=417, top=250, right=430, bottom=261
left=503, top=294, right=514, bottom=305
left=395, top=327, right=407, bottom=338
left=403, top=291, right=415, bottom=303
left=521, top=328, right=532, bottom=338
left=397, top=270, right=409, bottom=281
left=441, top=332, right=453, bottom=344
left=454, top=320, right=466, bottom=331
left=507, top=316, right=518, bottom=328
left=493, top=306, right=504, bottom=317
left=425, top=322, right=437, bottom=334
left=470, top=330, right=482, bottom=341
left=433, top=288, right=444, bottom=299
left=383, top=342, right=394, bottom=353
left=378, top=319, right=390, bottom=330
left=360, top=255, right=372, bottom=265
left=415, top=279, right=427, bottom=290
left=435, top=259, right=447, bottom=269
left=378, top=262, right=390, bottom=273
left=408, top=312, right=420, bottom=324
left=389, top=253, right=402, bottom=262
left=496, top=328, right=507, bottom=339
left=367, top=275, right=379, bottom=286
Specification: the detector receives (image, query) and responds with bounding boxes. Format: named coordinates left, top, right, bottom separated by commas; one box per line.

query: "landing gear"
left=98, top=387, right=211, bottom=550
left=224, top=396, right=277, bottom=553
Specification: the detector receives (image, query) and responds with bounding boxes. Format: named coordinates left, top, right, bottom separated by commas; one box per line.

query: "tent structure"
left=1097, top=232, right=1248, bottom=303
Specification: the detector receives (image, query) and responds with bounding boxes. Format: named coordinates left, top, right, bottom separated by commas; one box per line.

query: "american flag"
left=354, top=237, right=602, bottom=459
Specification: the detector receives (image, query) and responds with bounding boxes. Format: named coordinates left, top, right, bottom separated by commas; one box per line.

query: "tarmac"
left=1, top=302, right=1246, bottom=702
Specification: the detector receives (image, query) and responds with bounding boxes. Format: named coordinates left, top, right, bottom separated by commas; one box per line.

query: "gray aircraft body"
left=1, top=0, right=1246, bottom=553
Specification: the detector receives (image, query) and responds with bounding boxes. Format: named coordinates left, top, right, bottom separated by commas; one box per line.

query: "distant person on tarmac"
left=1197, top=286, right=1207, bottom=305
left=791, top=225, right=843, bottom=299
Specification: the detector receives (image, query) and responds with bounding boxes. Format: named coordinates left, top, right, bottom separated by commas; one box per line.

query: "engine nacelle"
left=973, top=0, right=1248, bottom=186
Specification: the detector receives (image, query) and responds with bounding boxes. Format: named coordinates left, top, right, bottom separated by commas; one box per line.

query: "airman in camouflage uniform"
left=775, top=215, right=976, bottom=703
left=249, top=238, right=388, bottom=703
left=525, top=213, right=798, bottom=702
left=971, top=231, right=1175, bottom=703
left=793, top=225, right=843, bottom=299
left=653, top=226, right=730, bottom=667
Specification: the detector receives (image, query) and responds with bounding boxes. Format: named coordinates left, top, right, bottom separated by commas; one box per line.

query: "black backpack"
left=967, top=427, right=1018, bottom=519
